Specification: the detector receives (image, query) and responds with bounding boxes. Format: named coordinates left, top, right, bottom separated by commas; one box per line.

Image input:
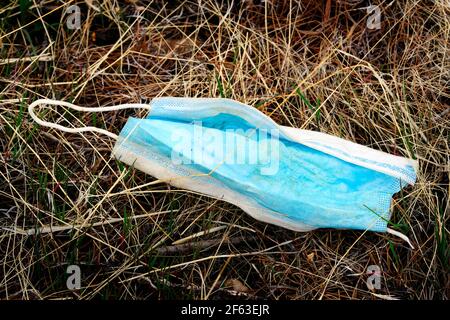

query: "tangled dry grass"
left=0, top=0, right=448, bottom=300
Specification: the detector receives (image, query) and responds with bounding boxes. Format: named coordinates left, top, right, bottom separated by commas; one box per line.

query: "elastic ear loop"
left=28, top=99, right=415, bottom=249
left=387, top=228, right=414, bottom=249
left=28, top=98, right=152, bottom=140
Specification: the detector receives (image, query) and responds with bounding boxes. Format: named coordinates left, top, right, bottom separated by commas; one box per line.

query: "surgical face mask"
left=29, top=98, right=418, bottom=247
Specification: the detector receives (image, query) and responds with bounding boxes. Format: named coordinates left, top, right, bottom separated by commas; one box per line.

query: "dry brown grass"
left=0, top=0, right=448, bottom=300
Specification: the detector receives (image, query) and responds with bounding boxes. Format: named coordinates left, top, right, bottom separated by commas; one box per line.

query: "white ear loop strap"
left=28, top=98, right=152, bottom=140
left=387, top=227, right=414, bottom=249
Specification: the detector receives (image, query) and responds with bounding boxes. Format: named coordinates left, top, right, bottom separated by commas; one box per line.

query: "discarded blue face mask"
left=29, top=98, right=418, bottom=241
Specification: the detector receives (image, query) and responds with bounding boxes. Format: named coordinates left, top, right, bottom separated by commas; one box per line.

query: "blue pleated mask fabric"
left=111, top=97, right=418, bottom=233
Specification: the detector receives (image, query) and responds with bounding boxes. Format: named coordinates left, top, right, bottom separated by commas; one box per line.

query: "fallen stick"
left=2, top=210, right=174, bottom=236
left=155, top=235, right=258, bottom=255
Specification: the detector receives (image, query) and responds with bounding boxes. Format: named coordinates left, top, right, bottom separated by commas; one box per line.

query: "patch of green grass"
left=295, top=87, right=321, bottom=122
left=364, top=204, right=409, bottom=234
left=216, top=72, right=233, bottom=98
left=388, top=240, right=400, bottom=269
left=216, top=73, right=226, bottom=98
left=435, top=207, right=449, bottom=272
left=166, top=198, right=180, bottom=236
left=116, top=160, right=135, bottom=181
left=21, top=28, right=37, bottom=55
left=15, top=93, right=26, bottom=128
left=37, top=170, right=49, bottom=205
left=123, top=206, right=131, bottom=236
left=92, top=112, right=98, bottom=127
left=99, top=282, right=120, bottom=300
left=54, top=164, right=70, bottom=220
left=19, top=0, right=32, bottom=22
left=54, top=202, right=67, bottom=222
left=41, top=266, right=68, bottom=296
